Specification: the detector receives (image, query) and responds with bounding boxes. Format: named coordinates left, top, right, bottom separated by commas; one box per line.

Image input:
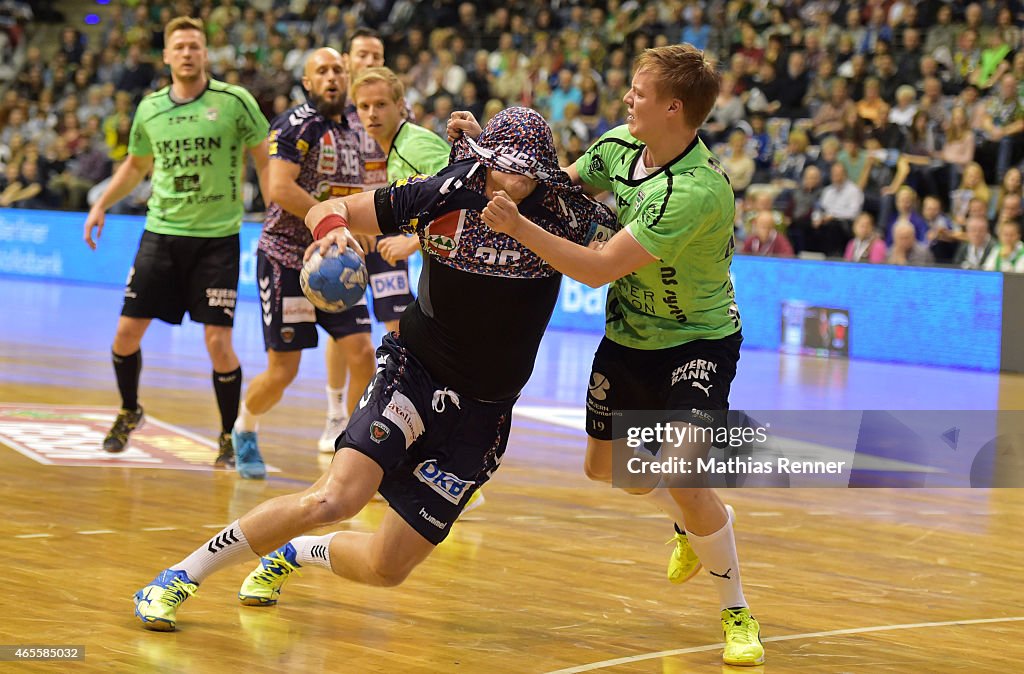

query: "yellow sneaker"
left=721, top=607, right=765, bottom=666
left=666, top=527, right=702, bottom=584
left=238, top=543, right=301, bottom=606
left=133, top=569, right=198, bottom=631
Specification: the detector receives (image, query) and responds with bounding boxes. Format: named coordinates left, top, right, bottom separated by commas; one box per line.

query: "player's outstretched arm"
left=304, top=190, right=382, bottom=261
left=482, top=190, right=655, bottom=288
left=83, top=153, right=154, bottom=250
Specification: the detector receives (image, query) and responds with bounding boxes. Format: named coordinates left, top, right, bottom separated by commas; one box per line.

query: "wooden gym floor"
left=1, top=277, right=1022, bottom=672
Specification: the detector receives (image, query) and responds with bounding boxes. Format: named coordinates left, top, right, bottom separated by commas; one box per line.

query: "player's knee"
left=583, top=458, right=612, bottom=483
left=204, top=328, right=234, bottom=360
left=305, top=486, right=363, bottom=526
left=366, top=555, right=414, bottom=587
left=267, top=359, right=299, bottom=388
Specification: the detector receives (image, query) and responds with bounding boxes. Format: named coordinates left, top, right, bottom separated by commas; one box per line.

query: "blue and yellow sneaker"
left=232, top=428, right=266, bottom=480
left=238, top=542, right=301, bottom=606
left=721, top=607, right=765, bottom=666
left=667, top=504, right=734, bottom=584
left=133, top=569, right=198, bottom=631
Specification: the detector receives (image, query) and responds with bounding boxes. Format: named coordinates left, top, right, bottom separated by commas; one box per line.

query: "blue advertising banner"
left=0, top=209, right=1004, bottom=371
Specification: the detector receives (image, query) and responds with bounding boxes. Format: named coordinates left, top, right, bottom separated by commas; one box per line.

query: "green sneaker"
left=667, top=504, right=734, bottom=584
left=238, top=542, right=301, bottom=606
left=721, top=607, right=765, bottom=666
left=133, top=569, right=198, bottom=631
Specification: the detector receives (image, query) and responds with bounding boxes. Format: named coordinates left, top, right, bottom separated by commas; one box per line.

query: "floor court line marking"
left=543, top=616, right=1024, bottom=674
left=14, top=533, right=53, bottom=539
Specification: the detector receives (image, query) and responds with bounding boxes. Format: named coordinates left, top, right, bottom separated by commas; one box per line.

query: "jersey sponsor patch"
left=370, top=270, right=410, bottom=298
left=414, top=459, right=474, bottom=505
left=318, top=130, right=337, bottom=174
left=424, top=209, right=467, bottom=258
left=282, top=296, right=316, bottom=323
left=381, top=390, right=424, bottom=448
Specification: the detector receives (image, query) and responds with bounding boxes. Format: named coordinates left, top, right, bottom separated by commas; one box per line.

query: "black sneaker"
left=214, top=432, right=235, bottom=469
left=103, top=406, right=145, bottom=453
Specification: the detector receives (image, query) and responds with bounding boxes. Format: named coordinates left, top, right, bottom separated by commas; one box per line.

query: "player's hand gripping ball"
left=300, top=244, right=368, bottom=313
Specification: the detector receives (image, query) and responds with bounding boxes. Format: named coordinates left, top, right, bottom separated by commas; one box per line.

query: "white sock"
left=292, top=533, right=336, bottom=571
left=171, top=520, right=257, bottom=584
left=641, top=482, right=687, bottom=531
left=686, top=508, right=747, bottom=610
left=326, top=386, right=346, bottom=419
left=234, top=401, right=261, bottom=433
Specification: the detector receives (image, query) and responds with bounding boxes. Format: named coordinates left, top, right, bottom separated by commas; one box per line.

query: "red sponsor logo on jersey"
left=318, top=130, right=337, bottom=174
left=424, top=209, right=466, bottom=257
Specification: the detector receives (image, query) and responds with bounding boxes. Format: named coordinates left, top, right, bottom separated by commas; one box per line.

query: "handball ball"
left=300, top=244, right=368, bottom=313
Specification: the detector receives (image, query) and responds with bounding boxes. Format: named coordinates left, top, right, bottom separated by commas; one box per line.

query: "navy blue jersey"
left=260, top=104, right=365, bottom=269
left=373, top=158, right=616, bottom=400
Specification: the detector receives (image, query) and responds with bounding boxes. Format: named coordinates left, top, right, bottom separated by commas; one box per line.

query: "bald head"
left=303, top=48, right=348, bottom=119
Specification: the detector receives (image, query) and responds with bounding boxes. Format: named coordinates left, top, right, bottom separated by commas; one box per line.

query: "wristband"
left=313, top=213, right=349, bottom=240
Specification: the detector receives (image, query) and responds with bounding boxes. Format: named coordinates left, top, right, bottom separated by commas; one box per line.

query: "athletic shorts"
left=256, top=249, right=370, bottom=351
left=364, top=239, right=414, bottom=323
left=586, top=332, right=742, bottom=440
left=121, top=230, right=239, bottom=326
left=339, top=333, right=514, bottom=545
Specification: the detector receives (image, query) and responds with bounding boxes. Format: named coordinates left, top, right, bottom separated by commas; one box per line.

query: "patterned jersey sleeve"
left=372, top=162, right=485, bottom=236
left=267, top=106, right=317, bottom=165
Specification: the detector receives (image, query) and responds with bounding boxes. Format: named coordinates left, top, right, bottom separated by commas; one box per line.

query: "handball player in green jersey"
left=474, top=45, right=764, bottom=666
left=84, top=17, right=269, bottom=467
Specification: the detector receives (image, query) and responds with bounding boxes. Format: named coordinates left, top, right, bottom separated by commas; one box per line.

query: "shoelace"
left=723, top=610, right=756, bottom=643
left=253, top=552, right=301, bottom=586
left=431, top=388, right=461, bottom=413
left=158, top=578, right=197, bottom=607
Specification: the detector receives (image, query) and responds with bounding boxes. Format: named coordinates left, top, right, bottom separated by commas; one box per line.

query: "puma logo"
left=709, top=567, right=732, bottom=579
left=692, top=381, right=713, bottom=397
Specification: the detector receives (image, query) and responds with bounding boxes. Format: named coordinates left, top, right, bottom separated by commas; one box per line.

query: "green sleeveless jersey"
left=575, top=125, right=741, bottom=349
left=128, top=79, right=269, bottom=237
left=386, top=121, right=451, bottom=182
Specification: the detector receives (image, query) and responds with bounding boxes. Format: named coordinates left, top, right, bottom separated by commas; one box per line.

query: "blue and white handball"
left=300, top=244, right=368, bottom=313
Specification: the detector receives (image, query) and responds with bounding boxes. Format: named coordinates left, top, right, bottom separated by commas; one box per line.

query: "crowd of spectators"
left=2, top=0, right=1024, bottom=272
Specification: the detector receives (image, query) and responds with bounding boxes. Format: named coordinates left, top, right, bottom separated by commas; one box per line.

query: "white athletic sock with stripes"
left=234, top=401, right=261, bottom=433
left=326, top=386, right=347, bottom=419
left=171, top=520, right=256, bottom=584
left=291, top=533, right=336, bottom=571
left=685, top=508, right=748, bottom=610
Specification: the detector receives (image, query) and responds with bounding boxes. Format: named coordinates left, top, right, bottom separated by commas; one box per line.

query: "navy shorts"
left=338, top=333, right=514, bottom=544
left=121, top=230, right=239, bottom=326
left=256, top=249, right=370, bottom=351
left=586, top=332, right=742, bottom=440
left=364, top=239, right=414, bottom=323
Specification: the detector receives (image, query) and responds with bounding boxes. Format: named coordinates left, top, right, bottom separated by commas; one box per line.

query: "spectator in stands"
left=955, top=214, right=996, bottom=269
left=812, top=78, right=855, bottom=140
left=924, top=4, right=957, bottom=62
left=787, top=164, right=824, bottom=253
left=996, top=193, right=1023, bottom=228
left=887, top=221, right=934, bottom=266
left=950, top=162, right=992, bottom=228
left=922, top=195, right=959, bottom=263
left=983, top=219, right=1024, bottom=272
left=814, top=161, right=863, bottom=256
left=978, top=73, right=1024, bottom=182
left=938, top=106, right=977, bottom=195
left=720, top=129, right=755, bottom=197
left=844, top=212, right=887, bottom=263
left=704, top=71, right=745, bottom=144
left=888, top=85, right=919, bottom=131
left=772, top=130, right=812, bottom=189
left=993, top=167, right=1024, bottom=220
left=742, top=211, right=794, bottom=257
left=884, top=185, right=929, bottom=243
left=856, top=77, right=890, bottom=129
